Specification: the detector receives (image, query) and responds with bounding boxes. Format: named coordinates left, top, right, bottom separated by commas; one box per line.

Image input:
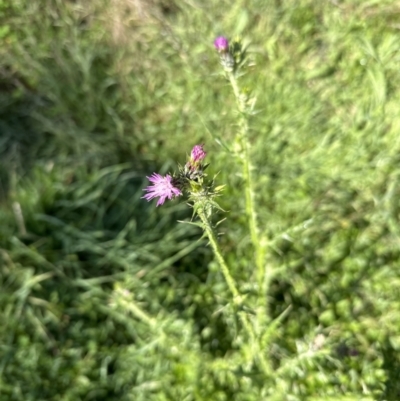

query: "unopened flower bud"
left=214, top=36, right=229, bottom=53
left=191, top=144, right=206, bottom=163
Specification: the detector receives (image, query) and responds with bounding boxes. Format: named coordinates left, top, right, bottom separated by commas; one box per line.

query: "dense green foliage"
left=1, top=0, right=400, bottom=399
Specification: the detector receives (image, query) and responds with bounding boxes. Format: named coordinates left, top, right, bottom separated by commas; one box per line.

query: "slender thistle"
left=214, top=37, right=267, bottom=305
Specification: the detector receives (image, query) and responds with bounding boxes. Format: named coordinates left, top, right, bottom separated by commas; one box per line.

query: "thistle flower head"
left=185, top=144, right=207, bottom=175
left=142, top=173, right=182, bottom=206
left=214, top=36, right=229, bottom=53
left=191, top=144, right=206, bottom=163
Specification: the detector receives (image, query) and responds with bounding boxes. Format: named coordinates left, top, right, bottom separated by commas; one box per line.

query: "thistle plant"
left=141, top=34, right=389, bottom=397
left=214, top=36, right=268, bottom=317
left=141, top=36, right=281, bottom=379
left=142, top=145, right=238, bottom=301
left=143, top=144, right=272, bottom=375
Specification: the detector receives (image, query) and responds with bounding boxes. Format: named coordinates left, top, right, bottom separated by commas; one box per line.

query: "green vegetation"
left=1, top=0, right=400, bottom=399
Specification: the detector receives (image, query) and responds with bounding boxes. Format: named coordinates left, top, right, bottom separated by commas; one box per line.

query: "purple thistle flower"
left=142, top=173, right=182, bottom=206
left=191, top=144, right=206, bottom=163
left=214, top=36, right=229, bottom=52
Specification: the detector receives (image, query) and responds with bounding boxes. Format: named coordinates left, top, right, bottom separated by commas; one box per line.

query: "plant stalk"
left=227, top=72, right=266, bottom=294
left=196, top=204, right=241, bottom=302
left=196, top=202, right=272, bottom=376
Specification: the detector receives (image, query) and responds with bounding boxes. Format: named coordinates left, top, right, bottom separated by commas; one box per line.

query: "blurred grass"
left=1, top=0, right=400, bottom=399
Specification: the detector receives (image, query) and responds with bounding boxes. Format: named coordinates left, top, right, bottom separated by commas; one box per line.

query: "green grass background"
left=1, top=0, right=400, bottom=399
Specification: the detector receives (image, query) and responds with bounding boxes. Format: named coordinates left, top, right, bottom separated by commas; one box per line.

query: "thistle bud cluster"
left=142, top=145, right=211, bottom=207
left=214, top=36, right=234, bottom=71
left=214, top=36, right=247, bottom=73
left=184, top=144, right=207, bottom=177
left=178, top=144, right=209, bottom=191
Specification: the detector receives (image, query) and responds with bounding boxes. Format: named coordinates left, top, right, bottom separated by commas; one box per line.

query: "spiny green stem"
left=196, top=205, right=241, bottom=302
left=228, top=72, right=242, bottom=108
left=196, top=203, right=272, bottom=376
left=227, top=71, right=265, bottom=291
